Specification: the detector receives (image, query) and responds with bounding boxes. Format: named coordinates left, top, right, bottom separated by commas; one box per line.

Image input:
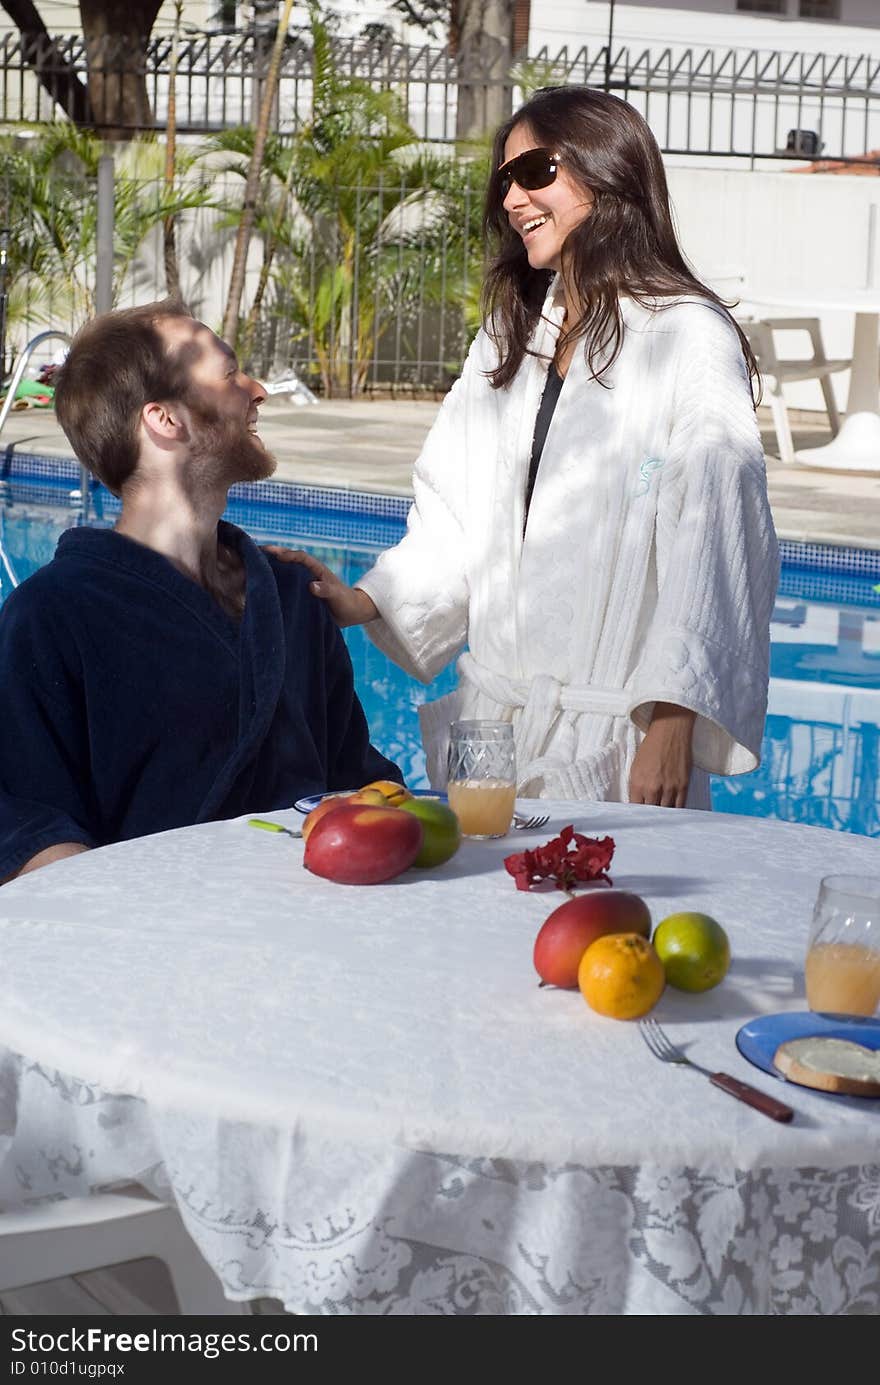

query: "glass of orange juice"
left=805, top=874, right=880, bottom=1017
left=446, top=720, right=516, bottom=839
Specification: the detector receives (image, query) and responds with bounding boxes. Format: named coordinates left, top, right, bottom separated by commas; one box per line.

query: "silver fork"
left=638, top=1017, right=794, bottom=1123
left=512, top=812, right=550, bottom=831
left=248, top=817, right=302, bottom=838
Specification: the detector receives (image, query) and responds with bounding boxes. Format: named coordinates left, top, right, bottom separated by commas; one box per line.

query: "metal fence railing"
left=544, top=42, right=880, bottom=165
left=1, top=29, right=879, bottom=161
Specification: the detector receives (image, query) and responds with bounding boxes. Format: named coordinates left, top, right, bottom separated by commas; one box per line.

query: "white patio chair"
left=739, top=317, right=851, bottom=465
left=0, top=1187, right=249, bottom=1315
left=701, top=271, right=851, bottom=464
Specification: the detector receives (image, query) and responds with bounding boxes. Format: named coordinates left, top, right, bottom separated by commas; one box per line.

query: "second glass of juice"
left=805, top=874, right=880, bottom=1017
left=446, top=720, right=516, bottom=839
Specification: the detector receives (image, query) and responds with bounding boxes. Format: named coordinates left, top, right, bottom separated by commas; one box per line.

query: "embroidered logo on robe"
left=634, top=457, right=664, bottom=496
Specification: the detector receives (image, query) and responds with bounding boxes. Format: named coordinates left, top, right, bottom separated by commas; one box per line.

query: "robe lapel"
left=56, top=527, right=241, bottom=653
left=195, top=523, right=286, bottom=821
left=514, top=303, right=654, bottom=689
left=475, top=285, right=566, bottom=679
left=494, top=285, right=565, bottom=485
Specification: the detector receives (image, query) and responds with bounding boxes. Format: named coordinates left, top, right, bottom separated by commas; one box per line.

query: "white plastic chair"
left=0, top=1188, right=249, bottom=1315
left=739, top=317, right=851, bottom=465
left=701, top=269, right=850, bottom=465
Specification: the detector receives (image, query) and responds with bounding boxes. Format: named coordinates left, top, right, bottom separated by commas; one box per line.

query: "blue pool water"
left=1, top=473, right=879, bottom=837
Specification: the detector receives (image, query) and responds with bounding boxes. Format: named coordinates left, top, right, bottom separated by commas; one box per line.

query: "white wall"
left=287, top=2, right=431, bottom=40
left=527, top=0, right=880, bottom=163
left=6, top=1, right=878, bottom=49
left=533, top=1, right=880, bottom=55
left=4, top=2, right=218, bottom=37
left=667, top=164, right=880, bottom=408
left=0, top=2, right=427, bottom=44
left=0, top=2, right=217, bottom=39
left=600, top=0, right=879, bottom=22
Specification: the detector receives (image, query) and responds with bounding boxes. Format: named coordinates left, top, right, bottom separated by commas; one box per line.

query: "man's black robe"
left=0, top=522, right=401, bottom=877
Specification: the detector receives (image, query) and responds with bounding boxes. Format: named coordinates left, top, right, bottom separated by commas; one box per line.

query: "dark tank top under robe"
left=524, top=359, right=564, bottom=529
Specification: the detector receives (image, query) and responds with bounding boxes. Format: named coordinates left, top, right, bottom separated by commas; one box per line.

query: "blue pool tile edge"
left=3, top=450, right=879, bottom=574
left=1, top=451, right=80, bottom=484
left=0, top=451, right=413, bottom=523
left=777, top=538, right=880, bottom=578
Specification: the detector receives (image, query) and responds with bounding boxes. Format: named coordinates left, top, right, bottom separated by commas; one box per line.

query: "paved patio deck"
left=2, top=399, right=879, bottom=551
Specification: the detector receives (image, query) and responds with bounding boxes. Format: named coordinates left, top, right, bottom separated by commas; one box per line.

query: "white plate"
left=293, top=788, right=448, bottom=814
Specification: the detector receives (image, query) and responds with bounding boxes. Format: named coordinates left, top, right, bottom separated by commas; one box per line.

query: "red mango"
left=303, top=803, right=423, bottom=885
left=533, top=890, right=652, bottom=989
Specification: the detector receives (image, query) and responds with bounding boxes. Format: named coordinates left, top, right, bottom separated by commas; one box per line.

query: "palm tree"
left=207, top=2, right=487, bottom=395
left=163, top=0, right=185, bottom=298
left=2, top=124, right=213, bottom=352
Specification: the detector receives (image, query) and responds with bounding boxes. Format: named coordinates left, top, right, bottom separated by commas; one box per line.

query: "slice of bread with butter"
left=774, top=1036, right=880, bottom=1096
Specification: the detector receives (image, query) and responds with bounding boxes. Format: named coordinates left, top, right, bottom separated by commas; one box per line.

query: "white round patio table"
left=0, top=800, right=878, bottom=1316
left=747, top=287, right=880, bottom=473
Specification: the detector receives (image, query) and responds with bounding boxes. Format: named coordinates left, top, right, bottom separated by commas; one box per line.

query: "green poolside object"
left=1, top=379, right=55, bottom=408
left=15, top=379, right=53, bottom=398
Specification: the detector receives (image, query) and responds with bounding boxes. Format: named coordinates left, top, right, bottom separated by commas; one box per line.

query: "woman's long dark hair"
left=482, top=85, right=759, bottom=397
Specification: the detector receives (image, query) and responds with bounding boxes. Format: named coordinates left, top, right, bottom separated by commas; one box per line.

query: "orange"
left=652, top=912, right=731, bottom=993
left=577, top=933, right=666, bottom=1020
left=360, top=779, right=413, bottom=807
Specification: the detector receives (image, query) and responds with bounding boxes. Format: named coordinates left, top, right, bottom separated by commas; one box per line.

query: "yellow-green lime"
left=398, top=797, right=461, bottom=868
left=652, top=912, right=731, bottom=993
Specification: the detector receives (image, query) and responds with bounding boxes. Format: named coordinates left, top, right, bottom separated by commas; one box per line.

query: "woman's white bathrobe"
left=357, top=286, right=780, bottom=806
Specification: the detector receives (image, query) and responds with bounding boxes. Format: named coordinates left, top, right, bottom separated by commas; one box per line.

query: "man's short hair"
left=54, top=299, right=194, bottom=495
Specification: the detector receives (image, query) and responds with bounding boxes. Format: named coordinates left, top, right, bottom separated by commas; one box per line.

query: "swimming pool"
left=2, top=468, right=879, bottom=837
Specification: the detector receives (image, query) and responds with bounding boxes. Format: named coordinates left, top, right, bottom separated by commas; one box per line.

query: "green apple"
left=398, top=797, right=461, bottom=868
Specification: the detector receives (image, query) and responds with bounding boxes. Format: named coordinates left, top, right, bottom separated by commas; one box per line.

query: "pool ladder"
left=0, top=331, right=92, bottom=520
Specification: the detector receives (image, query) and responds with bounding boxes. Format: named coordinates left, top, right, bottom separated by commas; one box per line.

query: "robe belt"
left=457, top=652, right=631, bottom=771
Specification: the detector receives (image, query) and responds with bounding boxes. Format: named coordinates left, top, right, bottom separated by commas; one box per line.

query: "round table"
left=0, top=801, right=878, bottom=1316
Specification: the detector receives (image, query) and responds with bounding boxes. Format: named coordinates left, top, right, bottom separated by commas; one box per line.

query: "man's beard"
left=186, top=409, right=277, bottom=489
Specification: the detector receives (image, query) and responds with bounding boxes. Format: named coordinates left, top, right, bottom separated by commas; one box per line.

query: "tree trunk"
left=455, top=0, right=516, bottom=141
left=250, top=1, right=281, bottom=130
left=163, top=2, right=182, bottom=299
left=79, top=0, right=163, bottom=138
left=239, top=143, right=298, bottom=367
left=221, top=0, right=296, bottom=351
left=0, top=0, right=92, bottom=124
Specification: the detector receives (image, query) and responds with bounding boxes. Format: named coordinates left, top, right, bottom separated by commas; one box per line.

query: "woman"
left=284, top=86, right=779, bottom=808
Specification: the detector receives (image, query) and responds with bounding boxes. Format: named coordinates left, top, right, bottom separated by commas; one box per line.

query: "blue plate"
left=736, top=1011, right=880, bottom=1098
left=293, top=788, right=448, bottom=814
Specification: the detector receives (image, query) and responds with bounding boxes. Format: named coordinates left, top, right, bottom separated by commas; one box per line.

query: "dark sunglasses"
left=495, top=148, right=560, bottom=202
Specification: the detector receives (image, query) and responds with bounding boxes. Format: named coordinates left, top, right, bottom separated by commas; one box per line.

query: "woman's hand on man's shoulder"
left=262, top=546, right=379, bottom=627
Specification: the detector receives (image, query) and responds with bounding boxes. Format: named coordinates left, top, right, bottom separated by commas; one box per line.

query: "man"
left=0, top=300, right=401, bottom=881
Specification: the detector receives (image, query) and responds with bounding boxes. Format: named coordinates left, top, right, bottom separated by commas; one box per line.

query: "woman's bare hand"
left=628, top=703, right=696, bottom=809
left=262, top=546, right=379, bottom=627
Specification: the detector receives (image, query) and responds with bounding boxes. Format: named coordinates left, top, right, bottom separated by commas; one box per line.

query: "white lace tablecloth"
left=0, top=801, right=878, bottom=1315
